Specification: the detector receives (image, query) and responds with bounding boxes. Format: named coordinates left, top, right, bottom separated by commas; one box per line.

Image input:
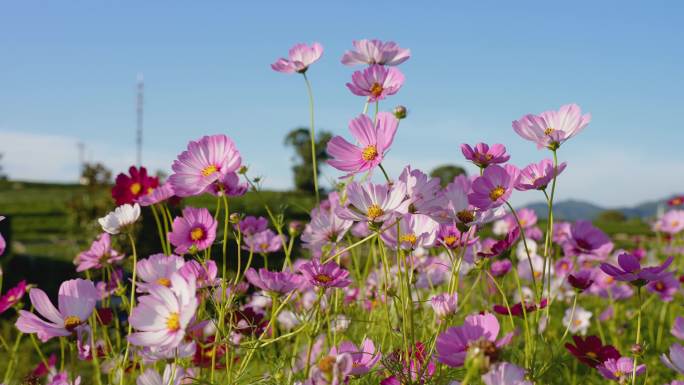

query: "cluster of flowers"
left=1, top=38, right=683, bottom=385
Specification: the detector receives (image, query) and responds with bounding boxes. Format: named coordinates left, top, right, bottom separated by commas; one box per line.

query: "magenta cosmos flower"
left=244, top=267, right=303, bottom=295
left=242, top=229, right=282, bottom=254
left=203, top=172, right=248, bottom=197
left=468, top=164, right=520, bottom=210
left=300, top=259, right=351, bottom=288
left=346, top=65, right=404, bottom=102
left=380, top=213, right=439, bottom=250
left=654, top=210, right=684, bottom=235
left=436, top=312, right=513, bottom=367
left=0, top=216, right=5, bottom=256
left=136, top=253, right=186, bottom=292
left=74, top=233, right=125, bottom=272
left=600, top=252, right=673, bottom=286
left=438, top=223, right=478, bottom=250
left=461, top=143, right=510, bottom=169
left=399, top=165, right=444, bottom=215
left=168, top=207, right=217, bottom=254
left=128, top=273, right=198, bottom=350
left=512, top=103, right=591, bottom=150
left=341, top=39, right=410, bottom=66
left=597, top=357, right=645, bottom=382
left=647, top=271, right=679, bottom=301
left=332, top=338, right=381, bottom=376
left=138, top=181, right=175, bottom=206
left=236, top=216, right=268, bottom=236
left=169, top=134, right=242, bottom=197
left=515, top=158, right=567, bottom=191
left=336, top=181, right=408, bottom=223
left=327, top=113, right=398, bottom=177
left=16, top=279, right=98, bottom=342
left=563, top=221, right=613, bottom=260
left=271, top=42, right=323, bottom=74
left=302, top=192, right=353, bottom=252
left=0, top=280, right=27, bottom=314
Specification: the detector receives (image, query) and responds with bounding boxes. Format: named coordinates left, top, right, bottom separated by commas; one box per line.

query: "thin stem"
left=302, top=72, right=320, bottom=203
left=632, top=286, right=642, bottom=385
left=120, top=232, right=139, bottom=384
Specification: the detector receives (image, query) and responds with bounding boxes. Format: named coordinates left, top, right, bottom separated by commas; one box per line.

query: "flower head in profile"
left=98, top=203, right=141, bottom=234
left=271, top=42, right=323, bottom=74
left=16, top=279, right=98, bottom=342
left=461, top=143, right=510, bottom=169
left=493, top=298, right=548, bottom=318
left=673, top=317, right=684, bottom=340
left=430, top=292, right=458, bottom=318
left=179, top=260, right=218, bottom=288
left=327, top=113, right=398, bottom=177
left=341, top=39, right=410, bottom=66
left=301, top=259, right=351, bottom=288
left=597, top=357, right=645, bottom=382
left=0, top=280, right=27, bottom=314
left=244, top=268, right=303, bottom=295
left=128, top=273, right=198, bottom=350
left=399, top=166, right=444, bottom=215
left=482, top=362, right=532, bottom=385
left=380, top=213, right=439, bottom=250
left=169, top=134, right=242, bottom=197
left=302, top=192, right=353, bottom=252
left=565, top=335, right=620, bottom=368
left=204, top=172, right=248, bottom=197
left=516, top=158, right=567, bottom=191
left=136, top=253, right=186, bottom=292
left=567, top=269, right=594, bottom=292
left=136, top=364, right=188, bottom=385
left=647, top=271, right=679, bottom=301
left=600, top=253, right=673, bottom=286
left=111, top=166, right=159, bottom=205
left=137, top=182, right=176, bottom=206
left=436, top=312, right=513, bottom=367
left=333, top=338, right=381, bottom=376
left=336, top=181, right=408, bottom=223
left=74, top=233, right=125, bottom=272
left=242, top=229, right=282, bottom=254
left=563, top=221, right=613, bottom=260
left=662, top=343, right=684, bottom=374
left=0, top=216, right=5, bottom=256
left=310, top=350, right=353, bottom=385
left=512, top=103, right=591, bottom=150
left=468, top=165, right=520, bottom=210
left=236, top=216, right=269, bottom=236
left=346, top=65, right=404, bottom=102
left=477, top=228, right=519, bottom=259
left=47, top=372, right=81, bottom=385
left=168, top=207, right=217, bottom=254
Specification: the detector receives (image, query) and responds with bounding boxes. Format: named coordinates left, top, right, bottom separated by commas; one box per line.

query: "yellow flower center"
left=315, top=274, right=333, bottom=283
left=655, top=282, right=665, bottom=291
left=489, top=186, right=506, bottom=201
left=260, top=242, right=269, bottom=250
left=399, top=233, right=417, bottom=245
left=544, top=127, right=555, bottom=135
left=672, top=221, right=680, bottom=227
left=361, top=145, right=379, bottom=161
left=156, top=277, right=171, bottom=287
left=6, top=295, right=15, bottom=302
left=64, top=315, right=82, bottom=331
left=573, top=319, right=583, bottom=327
left=201, top=164, right=218, bottom=177
left=370, top=82, right=384, bottom=98
left=366, top=204, right=384, bottom=221
left=146, top=187, right=154, bottom=195
left=586, top=351, right=598, bottom=359
left=443, top=235, right=458, bottom=246
left=457, top=210, right=475, bottom=224
left=318, top=355, right=336, bottom=373
left=166, top=312, right=181, bottom=331
left=190, top=227, right=205, bottom=241
left=130, top=182, right=142, bottom=195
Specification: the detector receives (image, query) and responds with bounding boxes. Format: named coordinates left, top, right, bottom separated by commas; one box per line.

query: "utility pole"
left=136, top=73, right=144, bottom=167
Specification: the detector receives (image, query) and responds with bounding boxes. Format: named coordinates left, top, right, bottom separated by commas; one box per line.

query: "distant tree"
left=80, top=162, right=112, bottom=188
left=430, top=164, right=467, bottom=187
left=0, top=153, right=7, bottom=181
left=284, top=127, right=332, bottom=193
left=597, top=210, right=627, bottom=222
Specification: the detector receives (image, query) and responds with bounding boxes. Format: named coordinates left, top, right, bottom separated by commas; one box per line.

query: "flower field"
left=1, top=39, right=684, bottom=385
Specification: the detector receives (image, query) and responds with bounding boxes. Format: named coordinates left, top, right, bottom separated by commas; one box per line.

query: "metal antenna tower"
left=136, top=73, right=144, bottom=166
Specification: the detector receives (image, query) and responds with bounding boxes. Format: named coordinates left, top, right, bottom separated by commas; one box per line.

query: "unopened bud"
left=238, top=165, right=248, bottom=175
left=393, top=105, right=407, bottom=120
left=631, top=343, right=644, bottom=356
left=229, top=213, right=241, bottom=224
left=288, top=220, right=303, bottom=235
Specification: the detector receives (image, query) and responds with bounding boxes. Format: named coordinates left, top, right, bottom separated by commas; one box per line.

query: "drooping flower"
left=662, top=343, right=684, bottom=374
left=271, top=42, right=323, bottom=74
left=16, top=279, right=98, bottom=342
left=468, top=165, right=520, bottom=210
left=300, top=259, right=351, bottom=288
left=477, top=228, right=519, bottom=259
left=654, top=210, right=684, bottom=235
left=562, top=306, right=592, bottom=335
left=98, top=203, right=141, bottom=234
left=244, top=268, right=303, bottom=295
left=327, top=113, right=398, bottom=176
left=111, top=166, right=159, bottom=205
left=482, top=362, right=532, bottom=385
left=436, top=312, right=513, bottom=367
left=567, top=270, right=594, bottom=292
left=138, top=181, right=176, bottom=206
left=336, top=181, right=408, bottom=223
left=203, top=172, right=248, bottom=197
left=515, top=158, right=567, bottom=191
left=136, top=364, right=188, bottom=385
left=430, top=292, right=458, bottom=318
left=490, top=260, right=513, bottom=277
left=380, top=213, right=439, bottom=250
left=646, top=271, right=679, bottom=301
left=461, top=143, right=510, bottom=169
left=341, top=39, right=410, bottom=66
left=136, top=253, right=186, bottom=292
left=512, top=103, right=591, bottom=150
left=128, top=273, right=198, bottom=350
left=168, top=207, right=217, bottom=254
left=346, top=65, right=404, bottom=102
left=74, top=233, right=125, bottom=272
left=564, top=335, right=620, bottom=368
left=333, top=338, right=381, bottom=376
left=563, top=221, right=613, bottom=260
left=169, top=134, right=242, bottom=197
left=242, top=229, right=282, bottom=254
left=597, top=357, right=645, bottom=382
left=0, top=280, right=27, bottom=314
left=600, top=253, right=673, bottom=285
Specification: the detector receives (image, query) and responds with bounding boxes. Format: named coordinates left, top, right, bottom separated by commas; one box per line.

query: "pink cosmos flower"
left=244, top=267, right=303, bottom=295
left=654, top=210, right=684, bottom=235
left=169, top=134, right=242, bottom=197
left=236, top=216, right=269, bottom=236
left=482, top=362, right=532, bottom=385
left=430, top=292, right=458, bottom=318
left=477, top=228, right=519, bottom=259
left=468, top=164, right=520, bottom=210
left=16, top=279, right=98, bottom=342
left=647, top=271, right=679, bottom=301
left=380, top=213, right=439, bottom=250
left=341, top=39, right=410, bottom=66
left=563, top=221, right=613, bottom=260
left=136, top=253, right=186, bottom=292
left=491, top=260, right=512, bottom=277
left=0, top=216, right=6, bottom=256
left=300, top=259, right=351, bottom=288
left=515, top=158, right=567, bottom=191
left=242, top=229, right=282, bottom=254
left=47, top=372, right=81, bottom=385
left=673, top=317, right=684, bottom=340
left=271, top=42, right=323, bottom=74
left=138, top=181, right=176, bottom=207
left=336, top=181, right=408, bottom=223
left=512, top=103, right=591, bottom=150
left=399, top=166, right=444, bottom=215
left=168, top=207, right=217, bottom=254
left=436, top=312, right=513, bottom=367
left=302, top=192, right=353, bottom=252
left=600, top=252, right=673, bottom=285
left=662, top=343, right=684, bottom=374
left=0, top=280, right=27, bottom=314
left=597, top=357, right=645, bottom=381
left=346, top=65, right=404, bottom=102
left=179, top=260, right=218, bottom=288
left=203, top=172, right=248, bottom=197
left=461, top=143, right=510, bottom=168
left=136, top=364, right=189, bottom=385
left=437, top=223, right=478, bottom=250
left=309, top=350, right=353, bottom=385
left=128, top=273, right=198, bottom=350
left=74, top=233, right=125, bottom=272
left=327, top=113, right=398, bottom=177
left=333, top=338, right=381, bottom=376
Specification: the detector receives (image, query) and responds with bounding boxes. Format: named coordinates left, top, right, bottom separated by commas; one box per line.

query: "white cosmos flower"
left=98, top=203, right=141, bottom=234
left=562, top=306, right=592, bottom=335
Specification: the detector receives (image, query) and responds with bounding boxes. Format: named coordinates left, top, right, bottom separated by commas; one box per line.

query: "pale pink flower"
left=341, top=39, right=410, bottom=66
left=271, top=42, right=323, bottom=74
left=346, top=65, right=404, bottom=102
left=336, top=181, right=409, bottom=223
left=74, top=233, right=125, bottom=272
left=512, top=103, right=591, bottom=150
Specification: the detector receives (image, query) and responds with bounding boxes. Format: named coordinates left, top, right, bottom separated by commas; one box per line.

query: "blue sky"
left=1, top=1, right=683, bottom=206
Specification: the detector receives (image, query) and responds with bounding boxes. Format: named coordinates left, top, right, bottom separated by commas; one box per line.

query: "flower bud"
left=393, top=105, right=407, bottom=120
left=238, top=165, right=248, bottom=175
left=229, top=213, right=241, bottom=224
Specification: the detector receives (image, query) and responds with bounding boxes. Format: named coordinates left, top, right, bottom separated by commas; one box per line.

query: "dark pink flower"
left=0, top=280, right=27, bottom=314
left=461, top=143, right=510, bottom=168
left=567, top=269, right=594, bottom=292
left=647, top=271, right=679, bottom=301
left=563, top=221, right=613, bottom=260
left=436, top=312, right=513, bottom=367
left=168, top=207, right=217, bottom=254
left=468, top=164, right=520, bottom=210
left=478, top=228, right=519, bottom=259
left=244, top=268, right=303, bottom=295
left=600, top=253, right=673, bottom=286
left=300, top=259, right=351, bottom=288
left=111, top=166, right=159, bottom=205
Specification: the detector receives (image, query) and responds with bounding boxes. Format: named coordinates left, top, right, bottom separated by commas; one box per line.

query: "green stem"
left=302, top=72, right=320, bottom=203
left=120, top=232, right=139, bottom=384
left=632, top=286, right=642, bottom=385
